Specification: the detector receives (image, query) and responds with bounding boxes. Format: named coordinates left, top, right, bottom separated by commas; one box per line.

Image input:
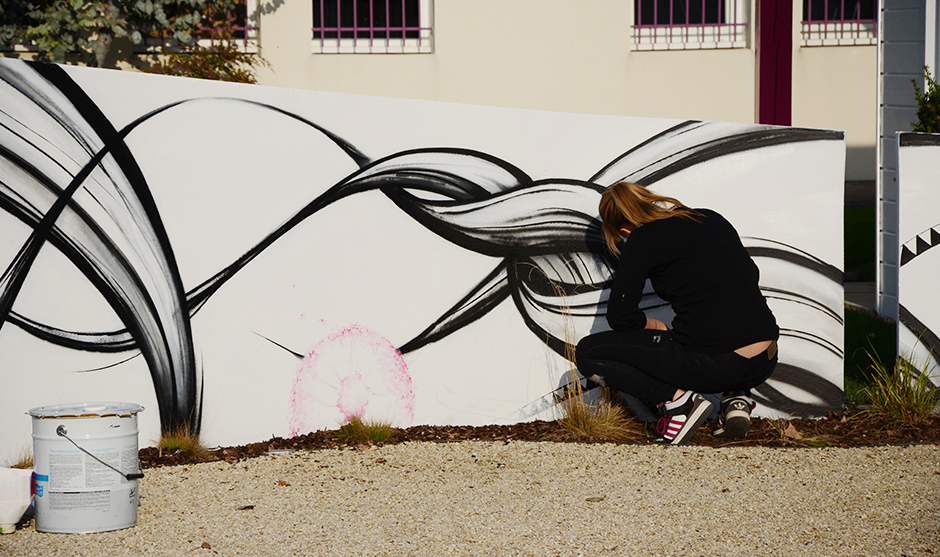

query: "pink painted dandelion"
left=288, top=325, right=415, bottom=435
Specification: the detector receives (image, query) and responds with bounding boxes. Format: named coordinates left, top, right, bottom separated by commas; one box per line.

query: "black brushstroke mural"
left=899, top=224, right=940, bottom=364
left=897, top=132, right=940, bottom=385
left=0, top=59, right=846, bottom=432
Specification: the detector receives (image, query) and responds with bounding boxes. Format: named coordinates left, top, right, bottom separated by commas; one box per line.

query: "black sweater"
left=605, top=209, right=779, bottom=353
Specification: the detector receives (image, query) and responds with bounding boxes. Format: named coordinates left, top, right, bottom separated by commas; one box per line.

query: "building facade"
left=247, top=0, right=878, bottom=180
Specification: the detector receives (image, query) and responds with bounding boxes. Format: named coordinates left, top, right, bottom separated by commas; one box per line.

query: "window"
left=801, top=0, right=877, bottom=46
left=312, top=0, right=432, bottom=54
left=633, top=0, right=748, bottom=50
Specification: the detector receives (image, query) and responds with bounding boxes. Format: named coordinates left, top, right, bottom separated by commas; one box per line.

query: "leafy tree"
left=144, top=21, right=268, bottom=84
left=912, top=66, right=940, bottom=133
left=0, top=1, right=225, bottom=66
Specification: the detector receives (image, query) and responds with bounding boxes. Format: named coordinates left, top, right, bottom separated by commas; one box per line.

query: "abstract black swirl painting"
left=0, top=59, right=846, bottom=459
left=898, top=133, right=940, bottom=381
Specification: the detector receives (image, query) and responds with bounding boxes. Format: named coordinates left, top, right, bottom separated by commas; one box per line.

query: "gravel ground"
left=2, top=441, right=939, bottom=556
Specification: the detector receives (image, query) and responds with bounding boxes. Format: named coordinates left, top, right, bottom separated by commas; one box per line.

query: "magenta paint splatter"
left=289, top=325, right=415, bottom=436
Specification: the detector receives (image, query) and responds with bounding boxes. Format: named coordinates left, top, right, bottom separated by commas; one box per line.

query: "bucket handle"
left=55, top=425, right=145, bottom=481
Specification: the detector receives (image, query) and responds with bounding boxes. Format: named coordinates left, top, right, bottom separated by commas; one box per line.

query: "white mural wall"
left=897, top=132, right=940, bottom=381
left=0, top=60, right=845, bottom=464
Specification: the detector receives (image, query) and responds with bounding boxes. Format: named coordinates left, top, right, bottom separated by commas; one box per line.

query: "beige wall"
left=792, top=44, right=877, bottom=181
left=255, top=0, right=757, bottom=123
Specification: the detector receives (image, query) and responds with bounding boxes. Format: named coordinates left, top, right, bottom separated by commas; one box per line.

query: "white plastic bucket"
left=29, top=402, right=144, bottom=534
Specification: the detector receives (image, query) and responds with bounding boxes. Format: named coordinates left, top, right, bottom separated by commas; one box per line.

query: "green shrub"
left=912, top=66, right=940, bottom=133
left=335, top=416, right=395, bottom=445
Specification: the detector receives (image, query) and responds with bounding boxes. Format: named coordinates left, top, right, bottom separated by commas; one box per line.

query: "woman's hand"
left=645, top=317, right=668, bottom=331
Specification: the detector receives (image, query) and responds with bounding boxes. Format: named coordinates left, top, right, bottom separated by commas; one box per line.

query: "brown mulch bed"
left=139, top=413, right=940, bottom=468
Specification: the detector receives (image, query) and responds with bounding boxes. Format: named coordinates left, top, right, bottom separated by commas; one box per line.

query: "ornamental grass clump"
left=158, top=424, right=211, bottom=461
left=861, top=347, right=940, bottom=426
left=335, top=416, right=395, bottom=445
left=557, top=377, right=644, bottom=443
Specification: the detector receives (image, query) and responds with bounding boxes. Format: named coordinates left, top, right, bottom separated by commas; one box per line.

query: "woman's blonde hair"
left=598, top=181, right=701, bottom=257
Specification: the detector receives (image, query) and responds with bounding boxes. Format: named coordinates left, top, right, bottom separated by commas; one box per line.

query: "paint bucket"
left=28, top=402, right=144, bottom=534
left=0, top=467, right=34, bottom=534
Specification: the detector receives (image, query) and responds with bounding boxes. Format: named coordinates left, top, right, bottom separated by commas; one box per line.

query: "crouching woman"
left=575, top=182, right=779, bottom=445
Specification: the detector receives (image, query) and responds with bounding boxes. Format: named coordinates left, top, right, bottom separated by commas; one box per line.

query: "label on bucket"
left=50, top=491, right=111, bottom=511
left=48, top=446, right=137, bottom=490
left=49, top=450, right=83, bottom=489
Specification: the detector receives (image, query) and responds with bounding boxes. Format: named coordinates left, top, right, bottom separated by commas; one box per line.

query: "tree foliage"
left=912, top=66, right=940, bottom=134
left=144, top=22, right=268, bottom=84
left=0, top=1, right=227, bottom=66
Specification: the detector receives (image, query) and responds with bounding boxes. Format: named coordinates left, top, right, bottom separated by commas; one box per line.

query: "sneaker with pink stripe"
left=654, top=391, right=714, bottom=445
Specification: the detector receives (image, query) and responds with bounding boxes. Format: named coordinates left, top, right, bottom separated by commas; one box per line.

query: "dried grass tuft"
left=532, top=265, right=645, bottom=443
left=11, top=446, right=33, bottom=469
left=558, top=381, right=645, bottom=442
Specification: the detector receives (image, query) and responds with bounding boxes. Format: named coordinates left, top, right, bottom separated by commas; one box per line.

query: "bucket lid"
left=27, top=402, right=144, bottom=418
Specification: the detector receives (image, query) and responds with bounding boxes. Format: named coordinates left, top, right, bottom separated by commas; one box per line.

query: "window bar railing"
left=718, top=0, right=723, bottom=42
left=389, top=0, right=395, bottom=48
left=651, top=0, right=657, bottom=44
left=352, top=0, right=358, bottom=45
left=638, top=0, right=643, bottom=41
left=668, top=0, right=674, bottom=43
left=641, top=0, right=747, bottom=44
left=317, top=1, right=325, bottom=48
left=731, top=0, right=736, bottom=42
left=312, top=1, right=430, bottom=51
left=697, top=0, right=703, bottom=42
left=840, top=0, right=846, bottom=39
left=369, top=0, right=374, bottom=46
left=685, top=0, right=690, bottom=41
left=801, top=0, right=877, bottom=42
left=401, top=0, right=407, bottom=43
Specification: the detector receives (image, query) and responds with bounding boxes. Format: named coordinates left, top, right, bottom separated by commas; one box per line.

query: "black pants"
left=574, top=329, right=778, bottom=408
